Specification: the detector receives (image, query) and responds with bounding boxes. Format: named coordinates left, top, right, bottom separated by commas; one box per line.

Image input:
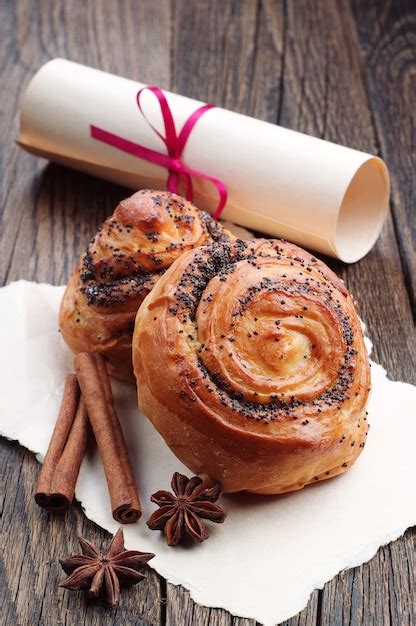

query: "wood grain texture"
left=0, top=441, right=162, bottom=626
left=0, top=1, right=414, bottom=625
left=350, top=0, right=416, bottom=313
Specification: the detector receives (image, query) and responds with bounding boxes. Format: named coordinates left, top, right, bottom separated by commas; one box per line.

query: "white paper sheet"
left=18, top=59, right=390, bottom=262
left=0, top=280, right=415, bottom=625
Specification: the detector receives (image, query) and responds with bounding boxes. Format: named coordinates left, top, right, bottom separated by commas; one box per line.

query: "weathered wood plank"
left=350, top=0, right=416, bottom=311
left=0, top=439, right=162, bottom=626
left=166, top=583, right=256, bottom=625
left=0, top=1, right=171, bottom=624
left=0, top=0, right=172, bottom=286
left=319, top=530, right=415, bottom=626
left=171, top=0, right=259, bottom=112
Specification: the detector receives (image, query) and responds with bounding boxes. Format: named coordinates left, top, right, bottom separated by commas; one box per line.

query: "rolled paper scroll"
left=18, top=59, right=389, bottom=262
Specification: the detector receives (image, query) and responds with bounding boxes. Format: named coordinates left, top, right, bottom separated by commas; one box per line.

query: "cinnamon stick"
left=35, top=374, right=88, bottom=512
left=92, top=352, right=140, bottom=516
left=74, top=352, right=141, bottom=523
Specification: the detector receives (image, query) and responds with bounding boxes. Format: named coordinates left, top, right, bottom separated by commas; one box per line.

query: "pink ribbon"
left=90, top=86, right=227, bottom=220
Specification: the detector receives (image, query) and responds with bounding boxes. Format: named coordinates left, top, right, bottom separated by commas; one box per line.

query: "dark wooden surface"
left=0, top=1, right=414, bottom=624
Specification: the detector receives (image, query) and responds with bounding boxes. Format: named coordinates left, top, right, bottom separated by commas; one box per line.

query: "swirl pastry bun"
left=133, top=238, right=370, bottom=494
left=59, top=190, right=231, bottom=382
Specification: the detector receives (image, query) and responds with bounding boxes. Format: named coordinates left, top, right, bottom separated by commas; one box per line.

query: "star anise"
left=147, top=472, right=226, bottom=546
left=59, top=528, right=155, bottom=607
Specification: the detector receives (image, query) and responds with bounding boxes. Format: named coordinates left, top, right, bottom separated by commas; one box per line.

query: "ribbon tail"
left=183, top=173, right=193, bottom=201
left=182, top=166, right=228, bottom=220
left=167, top=170, right=180, bottom=195
left=212, top=187, right=227, bottom=220
left=202, top=175, right=228, bottom=220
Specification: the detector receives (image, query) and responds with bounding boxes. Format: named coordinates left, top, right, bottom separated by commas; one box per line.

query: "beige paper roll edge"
left=18, top=59, right=390, bottom=262
left=333, top=157, right=389, bottom=262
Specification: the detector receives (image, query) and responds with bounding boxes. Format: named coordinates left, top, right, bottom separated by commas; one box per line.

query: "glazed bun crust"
left=133, top=238, right=370, bottom=494
left=59, top=190, right=231, bottom=382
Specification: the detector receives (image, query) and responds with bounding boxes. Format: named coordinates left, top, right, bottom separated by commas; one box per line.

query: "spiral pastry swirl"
left=59, top=190, right=231, bottom=382
left=133, top=238, right=370, bottom=494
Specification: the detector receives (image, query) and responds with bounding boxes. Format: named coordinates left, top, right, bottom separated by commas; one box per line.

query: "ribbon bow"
left=90, top=86, right=227, bottom=219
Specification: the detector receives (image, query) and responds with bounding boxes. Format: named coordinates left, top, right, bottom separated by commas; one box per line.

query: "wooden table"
left=1, top=1, right=414, bottom=624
